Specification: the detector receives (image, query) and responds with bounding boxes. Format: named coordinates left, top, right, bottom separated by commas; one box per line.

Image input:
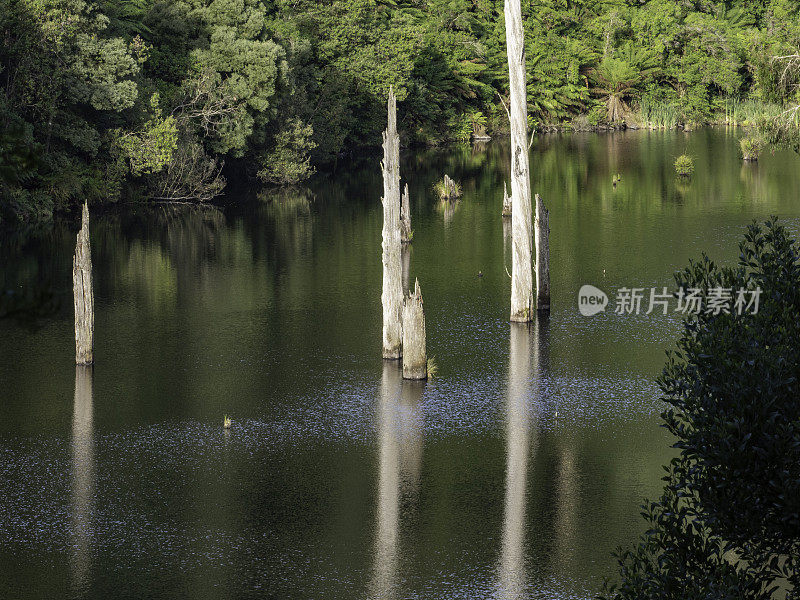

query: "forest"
left=1, top=0, right=799, bottom=223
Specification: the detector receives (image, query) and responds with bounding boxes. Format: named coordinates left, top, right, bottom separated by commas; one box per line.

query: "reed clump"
left=674, top=154, right=694, bottom=177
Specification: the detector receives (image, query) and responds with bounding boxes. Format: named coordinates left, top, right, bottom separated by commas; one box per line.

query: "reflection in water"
left=371, top=363, right=424, bottom=599
left=399, top=380, right=424, bottom=498
left=71, top=366, right=94, bottom=596
left=553, top=447, right=578, bottom=576
left=372, top=362, right=402, bottom=599
left=498, top=319, right=547, bottom=599
left=439, top=199, right=459, bottom=227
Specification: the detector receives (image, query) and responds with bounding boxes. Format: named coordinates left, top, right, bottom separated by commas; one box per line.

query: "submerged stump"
left=535, top=194, right=550, bottom=312
left=401, top=184, right=412, bottom=244
left=502, top=181, right=512, bottom=217
left=73, top=202, right=94, bottom=365
left=437, top=174, right=461, bottom=201
left=402, top=279, right=427, bottom=380
left=381, top=87, right=403, bottom=359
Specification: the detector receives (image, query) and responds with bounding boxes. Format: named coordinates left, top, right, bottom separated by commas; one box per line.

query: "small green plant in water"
left=426, top=357, right=438, bottom=380
left=223, top=415, right=232, bottom=429
left=740, top=135, right=763, bottom=161
left=674, top=154, right=694, bottom=177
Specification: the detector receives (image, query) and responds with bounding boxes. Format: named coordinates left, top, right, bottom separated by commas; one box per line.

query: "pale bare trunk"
left=502, top=181, right=512, bottom=217
left=382, top=87, right=403, bottom=359
left=535, top=194, right=550, bottom=312
left=73, top=202, right=94, bottom=365
left=402, top=279, right=426, bottom=380
left=401, top=244, right=410, bottom=293
left=400, top=184, right=412, bottom=244
left=505, top=0, right=533, bottom=322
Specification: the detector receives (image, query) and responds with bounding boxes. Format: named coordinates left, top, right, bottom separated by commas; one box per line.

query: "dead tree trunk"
left=401, top=243, right=411, bottom=292
left=402, top=279, right=426, bottom=380
left=73, top=202, right=94, bottom=365
left=381, top=87, right=403, bottom=359
left=502, top=181, right=512, bottom=217
left=444, top=174, right=454, bottom=198
left=505, top=0, right=534, bottom=323
left=535, top=194, right=550, bottom=312
left=400, top=184, right=412, bottom=244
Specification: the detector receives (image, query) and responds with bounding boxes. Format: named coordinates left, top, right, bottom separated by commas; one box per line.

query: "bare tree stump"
left=502, top=181, right=512, bottom=217
left=535, top=194, right=550, bottom=312
left=505, top=0, right=534, bottom=323
left=444, top=174, right=454, bottom=197
left=400, top=184, right=412, bottom=244
left=381, top=87, right=403, bottom=359
left=402, top=279, right=426, bottom=380
left=437, top=174, right=461, bottom=201
left=73, top=202, right=94, bottom=365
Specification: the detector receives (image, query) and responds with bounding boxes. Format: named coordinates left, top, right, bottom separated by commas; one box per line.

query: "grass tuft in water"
left=740, top=134, right=764, bottom=161
left=434, top=176, right=462, bottom=201
left=674, top=155, right=694, bottom=177
left=426, top=357, right=438, bottom=380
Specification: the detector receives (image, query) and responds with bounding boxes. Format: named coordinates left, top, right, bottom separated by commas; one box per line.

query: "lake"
left=1, top=128, right=799, bottom=599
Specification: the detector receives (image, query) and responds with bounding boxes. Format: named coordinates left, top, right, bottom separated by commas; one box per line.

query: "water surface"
left=2, top=128, right=799, bottom=599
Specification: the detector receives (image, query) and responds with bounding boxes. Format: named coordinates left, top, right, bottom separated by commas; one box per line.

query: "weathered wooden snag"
left=401, top=242, right=411, bottom=293
left=401, top=183, right=412, bottom=244
left=73, top=202, right=94, bottom=365
left=502, top=181, right=512, bottom=217
left=437, top=174, right=461, bottom=201
left=535, top=193, right=550, bottom=312
left=402, top=279, right=427, bottom=380
left=505, top=0, right=534, bottom=323
left=381, top=87, right=403, bottom=359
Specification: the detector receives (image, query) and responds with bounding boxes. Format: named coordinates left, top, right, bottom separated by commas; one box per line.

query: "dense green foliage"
left=1, top=0, right=799, bottom=221
left=674, top=154, right=694, bottom=176
left=602, top=220, right=800, bottom=599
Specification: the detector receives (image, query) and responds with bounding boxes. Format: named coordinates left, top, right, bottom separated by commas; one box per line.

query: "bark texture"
left=535, top=193, right=550, bottom=312
left=73, top=202, right=94, bottom=365
left=400, top=183, right=412, bottom=244
left=401, top=243, right=411, bottom=293
left=505, top=0, right=534, bottom=323
left=402, top=279, right=427, bottom=380
left=381, top=87, right=403, bottom=359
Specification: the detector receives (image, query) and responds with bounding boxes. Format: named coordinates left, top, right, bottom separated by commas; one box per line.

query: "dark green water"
left=1, top=128, right=799, bottom=599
